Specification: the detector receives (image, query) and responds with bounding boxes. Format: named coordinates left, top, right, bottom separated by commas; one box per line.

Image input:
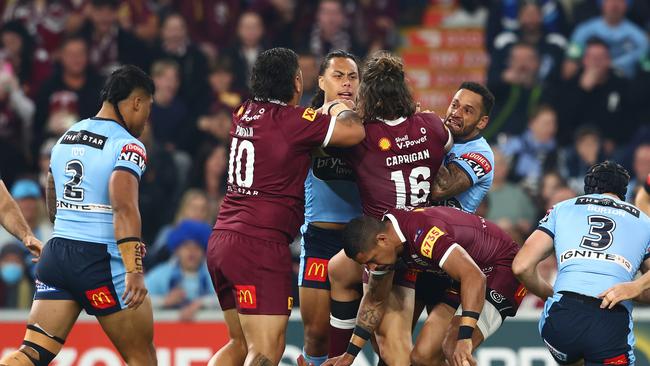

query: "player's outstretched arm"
left=322, top=269, right=394, bottom=366
left=322, top=99, right=365, bottom=148
left=441, top=245, right=486, bottom=366
left=512, top=230, right=555, bottom=299
left=599, top=258, right=650, bottom=308
left=109, top=170, right=147, bottom=309
left=635, top=176, right=650, bottom=216
left=0, top=178, right=42, bottom=260
left=430, top=164, right=472, bottom=202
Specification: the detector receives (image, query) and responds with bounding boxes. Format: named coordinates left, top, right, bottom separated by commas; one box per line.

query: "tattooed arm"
left=430, top=163, right=472, bottom=202
left=326, top=269, right=395, bottom=365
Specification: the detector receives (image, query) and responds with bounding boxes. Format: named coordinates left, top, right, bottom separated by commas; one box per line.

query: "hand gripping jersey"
left=215, top=100, right=336, bottom=243
left=50, top=117, right=147, bottom=245
left=538, top=193, right=650, bottom=313
left=435, top=135, right=494, bottom=213
left=340, top=113, right=450, bottom=218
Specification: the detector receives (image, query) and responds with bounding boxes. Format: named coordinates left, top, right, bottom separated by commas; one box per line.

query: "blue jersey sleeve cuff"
left=448, top=160, right=477, bottom=184
left=113, top=166, right=141, bottom=181
left=536, top=226, right=555, bottom=239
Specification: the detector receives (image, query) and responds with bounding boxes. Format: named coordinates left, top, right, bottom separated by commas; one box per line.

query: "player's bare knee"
left=410, top=345, right=443, bottom=366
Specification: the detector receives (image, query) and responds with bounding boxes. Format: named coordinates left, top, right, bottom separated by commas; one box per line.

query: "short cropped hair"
left=458, top=81, right=495, bottom=117
left=250, top=47, right=299, bottom=104
left=342, top=216, right=387, bottom=259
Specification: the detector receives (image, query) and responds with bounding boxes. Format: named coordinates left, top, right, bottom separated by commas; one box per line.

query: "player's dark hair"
left=458, top=81, right=495, bottom=117
left=310, top=50, right=360, bottom=108
left=99, top=65, right=155, bottom=124
left=343, top=216, right=387, bottom=259
left=584, top=160, right=630, bottom=201
left=358, top=51, right=416, bottom=121
left=250, top=47, right=299, bottom=104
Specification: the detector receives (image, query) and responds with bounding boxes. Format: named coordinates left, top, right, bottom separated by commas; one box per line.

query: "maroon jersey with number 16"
left=215, top=100, right=336, bottom=243
left=340, top=113, right=450, bottom=218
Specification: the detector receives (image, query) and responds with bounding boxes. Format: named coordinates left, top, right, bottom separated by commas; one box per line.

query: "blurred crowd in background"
left=0, top=0, right=649, bottom=317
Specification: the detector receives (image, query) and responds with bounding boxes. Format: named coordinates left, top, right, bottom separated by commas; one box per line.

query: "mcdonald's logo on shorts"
left=304, top=258, right=328, bottom=282
left=288, top=297, right=294, bottom=310
left=85, top=286, right=117, bottom=310
left=235, top=285, right=257, bottom=309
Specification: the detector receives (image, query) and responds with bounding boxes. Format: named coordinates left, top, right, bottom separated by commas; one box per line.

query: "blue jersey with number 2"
left=50, top=117, right=147, bottom=245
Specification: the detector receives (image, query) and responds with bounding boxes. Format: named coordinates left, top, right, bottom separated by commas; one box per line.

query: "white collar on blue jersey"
left=384, top=213, right=407, bottom=243
left=377, top=117, right=407, bottom=126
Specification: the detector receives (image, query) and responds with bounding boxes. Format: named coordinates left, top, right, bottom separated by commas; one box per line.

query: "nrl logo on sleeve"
left=119, top=143, right=147, bottom=170
left=302, top=107, right=317, bottom=121
left=459, top=152, right=492, bottom=178
left=420, top=226, right=445, bottom=258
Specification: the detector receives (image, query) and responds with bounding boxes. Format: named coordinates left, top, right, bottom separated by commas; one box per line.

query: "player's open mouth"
left=446, top=117, right=463, bottom=129
left=338, top=92, right=353, bottom=99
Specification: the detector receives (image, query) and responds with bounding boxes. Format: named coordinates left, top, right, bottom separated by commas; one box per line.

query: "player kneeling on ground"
left=324, top=206, right=524, bottom=366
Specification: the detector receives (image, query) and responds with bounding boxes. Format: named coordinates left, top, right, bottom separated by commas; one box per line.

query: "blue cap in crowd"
left=11, top=179, right=42, bottom=200
left=167, top=220, right=212, bottom=253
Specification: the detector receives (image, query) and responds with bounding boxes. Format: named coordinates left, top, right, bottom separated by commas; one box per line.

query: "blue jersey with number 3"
left=50, top=117, right=147, bottom=245
left=538, top=193, right=650, bottom=312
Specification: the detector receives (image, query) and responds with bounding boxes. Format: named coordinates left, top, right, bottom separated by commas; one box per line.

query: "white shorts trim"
left=455, top=301, right=503, bottom=339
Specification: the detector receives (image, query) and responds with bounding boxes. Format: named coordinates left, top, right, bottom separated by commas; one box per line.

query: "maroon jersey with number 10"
left=340, top=113, right=450, bottom=218
left=215, top=100, right=336, bottom=243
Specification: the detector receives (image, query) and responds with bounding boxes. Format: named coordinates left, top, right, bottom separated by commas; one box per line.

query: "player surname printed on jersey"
left=386, top=149, right=431, bottom=167
left=459, top=152, right=492, bottom=178
left=559, top=249, right=633, bottom=272
left=118, top=143, right=147, bottom=170
left=235, top=125, right=254, bottom=137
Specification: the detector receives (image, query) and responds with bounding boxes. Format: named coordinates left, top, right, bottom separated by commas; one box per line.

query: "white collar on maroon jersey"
left=253, top=98, right=287, bottom=106
left=377, top=117, right=407, bottom=126
left=384, top=213, right=407, bottom=243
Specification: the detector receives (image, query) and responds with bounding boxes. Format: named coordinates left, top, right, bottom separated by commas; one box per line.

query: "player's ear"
left=477, top=115, right=489, bottom=129
left=318, top=75, right=325, bottom=91
left=294, top=70, right=303, bottom=95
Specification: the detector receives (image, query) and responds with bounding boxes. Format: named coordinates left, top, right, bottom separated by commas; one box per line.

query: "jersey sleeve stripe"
left=448, top=160, right=477, bottom=184
left=644, top=252, right=650, bottom=261
left=536, top=226, right=555, bottom=239
left=322, top=115, right=337, bottom=148
left=384, top=214, right=407, bottom=243
left=439, top=243, right=460, bottom=268
left=113, top=166, right=141, bottom=181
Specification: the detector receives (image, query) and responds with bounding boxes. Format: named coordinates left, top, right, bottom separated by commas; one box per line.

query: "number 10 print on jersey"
left=228, top=137, right=255, bottom=188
